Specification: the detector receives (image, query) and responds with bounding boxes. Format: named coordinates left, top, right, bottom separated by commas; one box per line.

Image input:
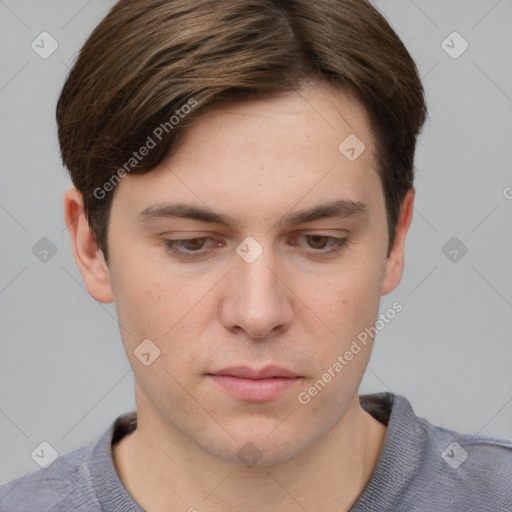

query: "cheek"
left=110, top=255, right=219, bottom=374
left=108, top=253, right=178, bottom=347
left=295, top=270, right=380, bottom=414
left=109, top=241, right=180, bottom=321
left=111, top=270, right=204, bottom=399
left=299, top=257, right=385, bottom=339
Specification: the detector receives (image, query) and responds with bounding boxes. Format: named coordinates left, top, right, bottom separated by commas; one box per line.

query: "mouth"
left=206, top=365, right=303, bottom=402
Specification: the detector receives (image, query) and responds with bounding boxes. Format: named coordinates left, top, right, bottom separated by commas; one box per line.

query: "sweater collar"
left=91, top=392, right=423, bottom=511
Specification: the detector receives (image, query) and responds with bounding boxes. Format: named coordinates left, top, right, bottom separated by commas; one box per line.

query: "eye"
left=297, top=234, right=349, bottom=255
left=175, top=238, right=207, bottom=251
left=162, top=234, right=349, bottom=261
left=163, top=237, right=217, bottom=259
left=304, top=235, right=332, bottom=249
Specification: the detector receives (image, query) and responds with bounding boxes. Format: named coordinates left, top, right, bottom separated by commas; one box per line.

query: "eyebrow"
left=137, top=199, right=369, bottom=228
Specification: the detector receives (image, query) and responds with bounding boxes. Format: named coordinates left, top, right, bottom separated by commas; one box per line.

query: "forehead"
left=187, top=83, right=375, bottom=159
left=113, top=83, right=381, bottom=221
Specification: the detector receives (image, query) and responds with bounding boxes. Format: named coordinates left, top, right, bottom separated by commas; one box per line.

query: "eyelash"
left=163, top=235, right=349, bottom=260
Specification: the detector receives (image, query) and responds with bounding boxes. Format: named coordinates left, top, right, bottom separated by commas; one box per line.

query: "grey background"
left=1, top=0, right=511, bottom=484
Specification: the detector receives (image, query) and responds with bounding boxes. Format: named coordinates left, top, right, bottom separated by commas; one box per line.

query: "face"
left=79, top=83, right=409, bottom=466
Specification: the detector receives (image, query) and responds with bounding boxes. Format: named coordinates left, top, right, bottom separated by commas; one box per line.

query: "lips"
left=206, top=365, right=302, bottom=402
left=209, top=365, right=300, bottom=379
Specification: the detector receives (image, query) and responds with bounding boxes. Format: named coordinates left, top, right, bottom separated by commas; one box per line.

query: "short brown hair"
left=57, top=0, right=427, bottom=263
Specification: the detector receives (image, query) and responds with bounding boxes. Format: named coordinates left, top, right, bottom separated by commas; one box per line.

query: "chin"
left=198, top=421, right=317, bottom=468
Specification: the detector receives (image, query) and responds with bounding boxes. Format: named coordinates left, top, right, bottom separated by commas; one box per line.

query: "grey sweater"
left=1, top=392, right=511, bottom=511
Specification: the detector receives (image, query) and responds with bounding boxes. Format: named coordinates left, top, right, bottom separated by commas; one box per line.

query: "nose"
left=219, top=247, right=293, bottom=340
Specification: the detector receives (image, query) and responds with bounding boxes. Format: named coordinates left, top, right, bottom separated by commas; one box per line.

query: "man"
left=1, top=0, right=511, bottom=510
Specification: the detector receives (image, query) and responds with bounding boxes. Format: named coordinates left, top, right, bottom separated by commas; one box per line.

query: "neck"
left=113, top=396, right=386, bottom=512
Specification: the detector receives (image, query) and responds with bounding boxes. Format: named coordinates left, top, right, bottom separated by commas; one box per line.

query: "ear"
left=64, top=187, right=114, bottom=303
left=381, top=187, right=415, bottom=296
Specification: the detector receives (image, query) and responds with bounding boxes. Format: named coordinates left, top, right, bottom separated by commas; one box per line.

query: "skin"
left=64, top=82, right=414, bottom=512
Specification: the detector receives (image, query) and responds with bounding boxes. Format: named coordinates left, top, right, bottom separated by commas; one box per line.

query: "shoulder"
left=358, top=393, right=512, bottom=511
left=420, top=416, right=512, bottom=478
left=0, top=411, right=129, bottom=512
left=403, top=396, right=512, bottom=509
left=0, top=443, right=102, bottom=512
left=367, top=392, right=512, bottom=472
left=0, top=412, right=138, bottom=512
